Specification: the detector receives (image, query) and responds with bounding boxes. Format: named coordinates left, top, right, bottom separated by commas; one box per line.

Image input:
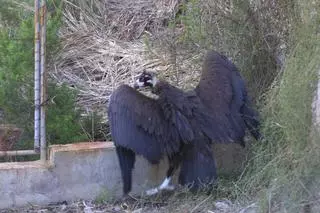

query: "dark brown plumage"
left=107, top=50, right=262, bottom=197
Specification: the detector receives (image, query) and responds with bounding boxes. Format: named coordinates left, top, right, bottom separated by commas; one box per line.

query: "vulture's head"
left=133, top=71, right=158, bottom=89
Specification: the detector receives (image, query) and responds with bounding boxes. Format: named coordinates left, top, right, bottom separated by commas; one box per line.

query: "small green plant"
left=176, top=0, right=208, bottom=48
left=95, top=188, right=111, bottom=204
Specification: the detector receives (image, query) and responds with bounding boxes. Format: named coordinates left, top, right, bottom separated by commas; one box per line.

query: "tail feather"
left=230, top=69, right=262, bottom=144
left=241, top=104, right=263, bottom=141
left=116, top=146, right=136, bottom=195
left=178, top=142, right=217, bottom=192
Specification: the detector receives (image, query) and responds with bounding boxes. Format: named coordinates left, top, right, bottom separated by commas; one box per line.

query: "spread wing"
left=195, top=50, right=248, bottom=143
left=108, top=85, right=194, bottom=163
left=196, top=51, right=234, bottom=112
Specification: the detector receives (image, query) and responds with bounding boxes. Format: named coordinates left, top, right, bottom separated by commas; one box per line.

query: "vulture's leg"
left=116, top=146, right=136, bottom=196
left=146, top=154, right=181, bottom=196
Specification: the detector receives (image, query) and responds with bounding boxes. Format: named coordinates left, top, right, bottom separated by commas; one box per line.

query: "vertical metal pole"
left=34, top=0, right=41, bottom=153
left=40, top=0, right=47, bottom=162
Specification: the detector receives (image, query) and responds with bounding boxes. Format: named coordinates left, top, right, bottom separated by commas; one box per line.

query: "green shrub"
left=235, top=1, right=320, bottom=212
left=0, top=1, right=90, bottom=153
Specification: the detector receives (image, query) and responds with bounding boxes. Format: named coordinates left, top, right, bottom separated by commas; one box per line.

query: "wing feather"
left=108, top=85, right=192, bottom=163
left=194, top=51, right=248, bottom=143
left=196, top=51, right=233, bottom=111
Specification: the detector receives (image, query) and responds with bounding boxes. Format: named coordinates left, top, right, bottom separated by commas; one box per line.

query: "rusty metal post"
left=34, top=0, right=41, bottom=153
left=40, top=0, right=47, bottom=162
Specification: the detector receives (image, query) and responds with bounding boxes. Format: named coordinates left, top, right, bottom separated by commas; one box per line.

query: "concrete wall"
left=0, top=142, right=169, bottom=209
left=0, top=141, right=248, bottom=209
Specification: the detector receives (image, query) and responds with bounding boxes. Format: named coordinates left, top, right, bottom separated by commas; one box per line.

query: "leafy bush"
left=237, top=4, right=320, bottom=211
left=0, top=1, right=91, bottom=153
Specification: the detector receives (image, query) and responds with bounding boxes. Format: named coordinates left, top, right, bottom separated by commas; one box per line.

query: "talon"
left=146, top=188, right=159, bottom=196
left=163, top=184, right=175, bottom=191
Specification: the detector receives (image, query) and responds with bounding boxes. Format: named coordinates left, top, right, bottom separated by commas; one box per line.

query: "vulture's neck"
left=151, top=80, right=170, bottom=95
left=151, top=80, right=191, bottom=118
left=152, top=80, right=183, bottom=100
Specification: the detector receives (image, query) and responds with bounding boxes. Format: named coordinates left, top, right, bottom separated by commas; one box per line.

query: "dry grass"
left=52, top=0, right=295, bottom=113
left=0, top=191, right=258, bottom=213
left=52, top=0, right=193, bottom=111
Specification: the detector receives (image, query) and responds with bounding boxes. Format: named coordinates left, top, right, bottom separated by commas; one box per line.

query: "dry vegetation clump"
left=184, top=0, right=293, bottom=100
left=52, top=0, right=294, bottom=114
left=53, top=0, right=188, bottom=111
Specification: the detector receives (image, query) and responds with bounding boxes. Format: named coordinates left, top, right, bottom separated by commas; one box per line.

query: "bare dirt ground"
left=0, top=191, right=258, bottom=213
left=0, top=200, right=255, bottom=213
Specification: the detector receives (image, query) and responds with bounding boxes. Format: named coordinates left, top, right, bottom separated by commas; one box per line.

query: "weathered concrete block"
left=0, top=141, right=249, bottom=209
left=0, top=142, right=168, bottom=209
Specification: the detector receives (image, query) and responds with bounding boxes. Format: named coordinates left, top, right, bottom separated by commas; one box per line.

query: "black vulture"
left=107, top=50, right=262, bottom=198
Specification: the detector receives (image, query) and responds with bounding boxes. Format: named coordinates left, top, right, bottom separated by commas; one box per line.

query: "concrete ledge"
left=0, top=142, right=169, bottom=209
left=0, top=160, right=45, bottom=170
left=0, top=141, right=249, bottom=209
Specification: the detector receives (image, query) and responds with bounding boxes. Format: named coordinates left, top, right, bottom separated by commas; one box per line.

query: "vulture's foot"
left=145, top=184, right=175, bottom=196
left=146, top=187, right=159, bottom=196
left=145, top=177, right=175, bottom=196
